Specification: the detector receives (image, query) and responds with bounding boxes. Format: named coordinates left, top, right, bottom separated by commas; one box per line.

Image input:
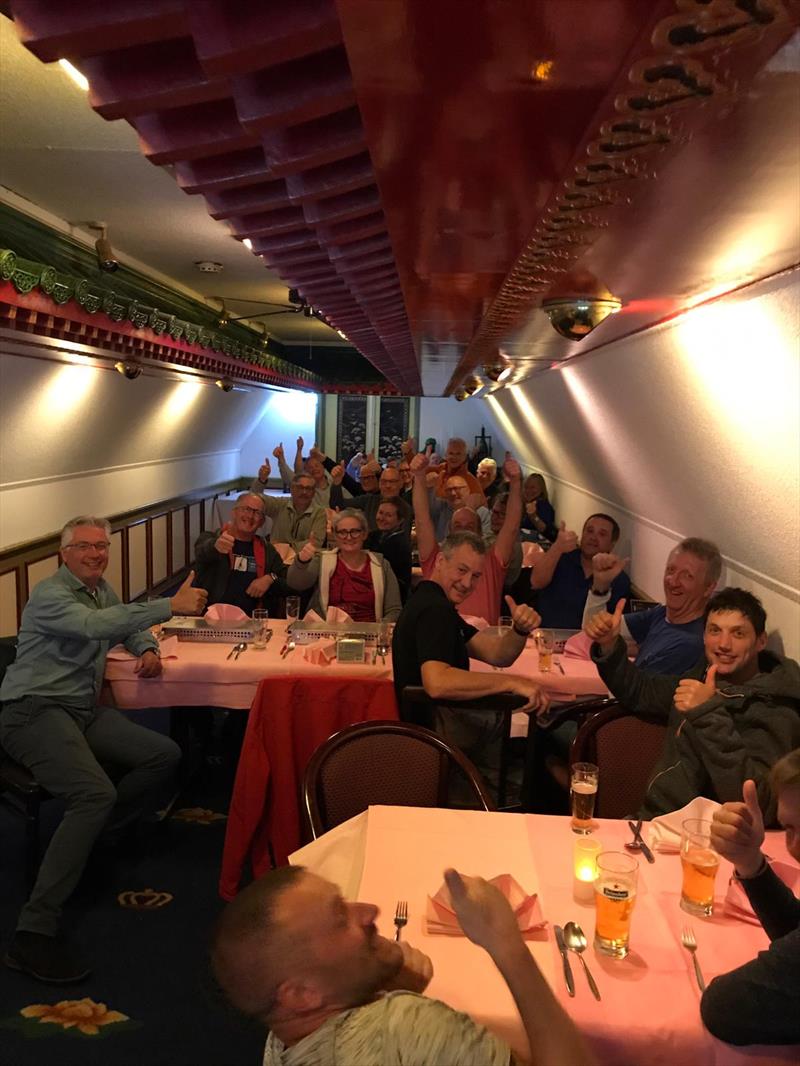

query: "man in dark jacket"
left=584, top=587, right=800, bottom=824
left=194, top=493, right=292, bottom=616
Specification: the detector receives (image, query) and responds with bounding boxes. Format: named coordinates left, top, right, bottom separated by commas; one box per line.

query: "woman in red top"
left=287, top=510, right=402, bottom=621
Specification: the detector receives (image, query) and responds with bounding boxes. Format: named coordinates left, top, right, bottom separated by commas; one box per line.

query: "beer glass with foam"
left=534, top=628, right=554, bottom=672
left=252, top=609, right=269, bottom=650
left=570, top=762, right=599, bottom=834
left=680, top=818, right=719, bottom=917
left=594, top=851, right=638, bottom=958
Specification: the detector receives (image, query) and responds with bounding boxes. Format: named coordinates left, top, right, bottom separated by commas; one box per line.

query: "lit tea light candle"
left=573, top=836, right=602, bottom=902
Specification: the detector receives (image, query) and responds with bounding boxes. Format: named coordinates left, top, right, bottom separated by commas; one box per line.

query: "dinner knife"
left=628, top=820, right=656, bottom=864
left=554, top=925, right=575, bottom=997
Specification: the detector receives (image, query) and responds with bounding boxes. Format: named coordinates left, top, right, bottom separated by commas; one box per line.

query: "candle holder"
left=573, top=835, right=601, bottom=903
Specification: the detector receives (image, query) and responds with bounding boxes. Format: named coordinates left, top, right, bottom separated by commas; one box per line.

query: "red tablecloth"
left=219, top=674, right=398, bottom=899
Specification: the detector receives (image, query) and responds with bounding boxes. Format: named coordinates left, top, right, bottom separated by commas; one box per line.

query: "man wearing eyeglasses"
left=248, top=469, right=327, bottom=552
left=194, top=493, right=292, bottom=614
left=0, top=515, right=207, bottom=985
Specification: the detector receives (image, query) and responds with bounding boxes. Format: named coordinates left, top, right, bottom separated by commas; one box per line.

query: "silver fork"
left=681, top=926, right=705, bottom=992
left=394, top=900, right=408, bottom=941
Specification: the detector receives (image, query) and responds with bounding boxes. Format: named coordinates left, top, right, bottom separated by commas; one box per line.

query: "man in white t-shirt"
left=211, top=866, right=592, bottom=1066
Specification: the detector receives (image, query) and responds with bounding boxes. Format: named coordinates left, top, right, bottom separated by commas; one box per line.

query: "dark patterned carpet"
left=0, top=709, right=265, bottom=1066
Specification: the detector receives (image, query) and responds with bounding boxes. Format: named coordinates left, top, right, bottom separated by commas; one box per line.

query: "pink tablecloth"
left=105, top=619, right=392, bottom=709
left=292, top=806, right=797, bottom=1066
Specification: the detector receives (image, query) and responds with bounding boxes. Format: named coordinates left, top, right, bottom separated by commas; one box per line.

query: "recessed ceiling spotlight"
left=242, top=238, right=253, bottom=250
left=195, top=261, right=224, bottom=273
left=215, top=377, right=234, bottom=392
left=58, top=59, right=89, bottom=91
left=115, top=360, right=142, bottom=380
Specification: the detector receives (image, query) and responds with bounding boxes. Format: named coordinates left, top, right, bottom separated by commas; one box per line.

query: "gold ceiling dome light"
left=454, top=386, right=469, bottom=401
left=541, top=271, right=621, bottom=341
left=483, top=355, right=512, bottom=383
left=114, top=360, right=142, bottom=379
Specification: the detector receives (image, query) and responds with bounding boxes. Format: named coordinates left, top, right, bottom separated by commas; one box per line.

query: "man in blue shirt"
left=0, top=515, right=207, bottom=984
left=530, top=513, right=630, bottom=629
left=582, top=537, right=721, bottom=674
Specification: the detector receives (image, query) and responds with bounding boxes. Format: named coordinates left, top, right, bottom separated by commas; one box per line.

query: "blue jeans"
left=0, top=697, right=180, bottom=936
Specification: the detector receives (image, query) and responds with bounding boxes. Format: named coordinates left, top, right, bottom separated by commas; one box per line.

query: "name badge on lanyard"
left=233, top=555, right=249, bottom=572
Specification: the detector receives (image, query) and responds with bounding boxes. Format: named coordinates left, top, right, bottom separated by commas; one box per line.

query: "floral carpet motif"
left=171, top=807, right=227, bottom=824
left=0, top=998, right=139, bottom=1039
left=117, top=887, right=174, bottom=910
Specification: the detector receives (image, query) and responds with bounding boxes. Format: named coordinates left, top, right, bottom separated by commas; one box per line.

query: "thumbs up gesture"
left=214, top=522, right=235, bottom=555
left=503, top=594, right=541, bottom=637
left=555, top=521, right=578, bottom=553
left=169, top=570, right=208, bottom=616
left=710, top=779, right=766, bottom=877
left=273, top=442, right=284, bottom=460
left=673, top=663, right=719, bottom=714
left=591, top=552, right=630, bottom=593
left=584, top=597, right=626, bottom=652
left=258, top=457, right=272, bottom=484
left=298, top=534, right=319, bottom=564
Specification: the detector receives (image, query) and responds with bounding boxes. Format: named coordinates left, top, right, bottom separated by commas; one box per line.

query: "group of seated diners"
left=0, top=434, right=798, bottom=1061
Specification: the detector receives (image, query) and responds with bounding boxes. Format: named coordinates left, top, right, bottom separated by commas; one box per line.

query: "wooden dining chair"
left=303, top=720, right=494, bottom=839
left=570, top=704, right=668, bottom=818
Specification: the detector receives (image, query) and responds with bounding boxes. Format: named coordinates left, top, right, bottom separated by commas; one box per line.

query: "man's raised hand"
left=710, top=779, right=765, bottom=878
left=502, top=453, right=521, bottom=480
left=330, top=464, right=344, bottom=485
left=401, top=436, right=415, bottom=458
left=673, top=664, right=719, bottom=715
left=170, top=570, right=208, bottom=616
left=258, top=458, right=271, bottom=483
left=298, top=534, right=319, bottom=564
left=445, top=868, right=521, bottom=953
left=591, top=552, right=629, bottom=592
left=409, top=451, right=430, bottom=476
left=214, top=522, right=235, bottom=555
left=583, top=597, right=626, bottom=651
left=272, top=442, right=284, bottom=460
left=554, top=521, right=578, bottom=553
left=504, top=595, right=540, bottom=636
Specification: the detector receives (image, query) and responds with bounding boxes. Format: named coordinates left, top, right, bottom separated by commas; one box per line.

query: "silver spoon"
left=625, top=817, right=643, bottom=852
left=563, top=922, right=601, bottom=1000
left=227, top=642, right=247, bottom=661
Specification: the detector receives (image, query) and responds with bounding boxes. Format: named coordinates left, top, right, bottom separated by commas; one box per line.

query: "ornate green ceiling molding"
left=0, top=247, right=322, bottom=385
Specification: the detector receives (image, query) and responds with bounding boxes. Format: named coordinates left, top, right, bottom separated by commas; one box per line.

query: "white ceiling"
left=0, top=14, right=342, bottom=346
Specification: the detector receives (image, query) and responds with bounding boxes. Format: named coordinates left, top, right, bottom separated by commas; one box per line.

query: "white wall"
left=418, top=396, right=510, bottom=458
left=238, top=389, right=318, bottom=480
left=0, top=347, right=294, bottom=547
left=484, top=271, right=800, bottom=656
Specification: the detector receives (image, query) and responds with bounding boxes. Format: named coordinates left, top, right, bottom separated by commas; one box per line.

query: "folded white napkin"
left=648, top=796, right=721, bottom=852
left=461, top=615, right=488, bottom=629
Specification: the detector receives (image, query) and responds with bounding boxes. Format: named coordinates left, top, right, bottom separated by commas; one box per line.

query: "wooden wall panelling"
left=27, top=554, right=59, bottom=595
left=152, top=514, right=168, bottom=586
left=128, top=520, right=147, bottom=601
left=0, top=570, right=18, bottom=637
left=107, top=529, right=124, bottom=599
left=171, top=508, right=186, bottom=571
left=188, top=503, right=201, bottom=557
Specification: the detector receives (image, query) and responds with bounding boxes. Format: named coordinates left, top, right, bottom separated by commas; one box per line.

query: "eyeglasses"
left=235, top=506, right=265, bottom=518
left=64, top=541, right=111, bottom=553
left=335, top=528, right=364, bottom=539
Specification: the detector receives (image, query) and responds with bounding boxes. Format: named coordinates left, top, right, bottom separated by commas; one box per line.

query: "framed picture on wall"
left=378, top=397, right=409, bottom=463
left=336, top=395, right=368, bottom=463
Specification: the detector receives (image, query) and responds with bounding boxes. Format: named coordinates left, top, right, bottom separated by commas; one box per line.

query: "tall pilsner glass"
left=680, top=819, right=719, bottom=917
left=594, top=851, right=638, bottom=958
left=570, top=762, right=599, bottom=834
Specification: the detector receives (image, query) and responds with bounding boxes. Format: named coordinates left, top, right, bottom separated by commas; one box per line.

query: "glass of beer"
left=534, top=628, right=554, bottom=672
left=252, top=608, right=269, bottom=650
left=570, top=762, right=599, bottom=834
left=594, top=851, right=638, bottom=958
left=680, top=818, right=719, bottom=917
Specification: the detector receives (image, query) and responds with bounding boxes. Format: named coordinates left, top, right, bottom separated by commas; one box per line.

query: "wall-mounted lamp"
left=454, top=386, right=469, bottom=402
left=115, top=360, right=142, bottom=380
left=260, top=324, right=270, bottom=351
left=215, top=377, right=234, bottom=392
left=86, top=222, right=118, bottom=273
left=484, top=362, right=513, bottom=383
left=541, top=295, right=621, bottom=341
left=217, top=301, right=230, bottom=328
left=462, top=377, right=481, bottom=396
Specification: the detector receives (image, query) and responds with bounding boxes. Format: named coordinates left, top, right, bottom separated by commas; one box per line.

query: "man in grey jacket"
left=584, top=587, right=800, bottom=824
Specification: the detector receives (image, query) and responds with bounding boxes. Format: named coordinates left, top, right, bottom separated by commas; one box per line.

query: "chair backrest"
left=303, top=720, right=494, bottom=838
left=571, top=705, right=667, bottom=818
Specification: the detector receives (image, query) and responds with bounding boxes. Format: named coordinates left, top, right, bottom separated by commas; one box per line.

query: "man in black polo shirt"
left=392, top=531, right=548, bottom=780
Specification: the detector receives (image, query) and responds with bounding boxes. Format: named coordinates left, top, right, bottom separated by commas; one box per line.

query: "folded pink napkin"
left=303, top=609, right=325, bottom=624
left=461, top=615, right=489, bottom=630
left=303, top=640, right=338, bottom=666
left=326, top=606, right=353, bottom=623
left=724, top=860, right=800, bottom=924
left=206, top=603, right=249, bottom=622
left=648, top=796, right=722, bottom=852
left=271, top=542, right=296, bottom=564
left=425, top=874, right=546, bottom=938
left=563, top=631, right=592, bottom=660
left=521, top=541, right=543, bottom=567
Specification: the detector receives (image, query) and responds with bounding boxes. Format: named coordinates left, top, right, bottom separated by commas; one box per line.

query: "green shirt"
left=0, top=564, right=171, bottom=708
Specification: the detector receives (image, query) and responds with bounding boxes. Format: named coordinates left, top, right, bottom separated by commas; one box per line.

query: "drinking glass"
left=534, top=628, right=554, bottom=672
left=285, top=595, right=301, bottom=626
left=570, top=762, right=599, bottom=834
left=594, top=851, right=638, bottom=958
left=376, top=622, right=392, bottom=661
left=498, top=614, right=513, bottom=634
left=680, top=818, right=719, bottom=917
left=252, top=609, right=269, bottom=650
